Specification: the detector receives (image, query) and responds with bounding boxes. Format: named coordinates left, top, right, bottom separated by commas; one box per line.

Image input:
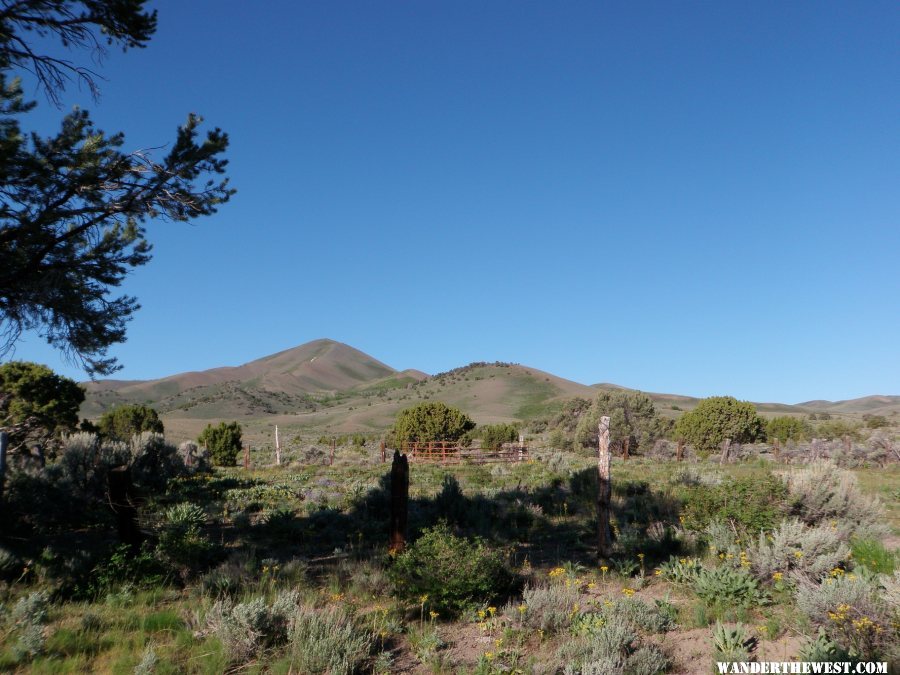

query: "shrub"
left=574, top=390, right=671, bottom=456
left=675, top=396, right=766, bottom=456
left=479, top=423, right=519, bottom=451
left=599, top=596, right=677, bottom=633
left=658, top=556, right=703, bottom=584
left=390, top=523, right=515, bottom=617
left=798, top=628, right=850, bottom=663
left=0, top=361, right=84, bottom=453
left=86, top=543, right=167, bottom=597
left=129, top=432, right=185, bottom=491
left=0, top=545, right=24, bottom=580
left=177, top=441, right=211, bottom=473
left=558, top=621, right=669, bottom=675
left=97, top=404, right=163, bottom=442
left=515, top=583, right=582, bottom=633
left=156, top=502, right=219, bottom=579
left=794, top=574, right=898, bottom=661
left=767, top=416, right=811, bottom=443
left=784, top=461, right=888, bottom=540
left=287, top=605, right=375, bottom=675
left=198, top=421, right=242, bottom=466
left=680, top=472, right=787, bottom=533
left=748, top=519, right=849, bottom=584
left=712, top=621, right=757, bottom=664
left=204, top=590, right=299, bottom=662
left=864, top=415, right=889, bottom=429
left=391, top=402, right=475, bottom=444
left=692, top=566, right=768, bottom=608
left=11, top=591, right=51, bottom=660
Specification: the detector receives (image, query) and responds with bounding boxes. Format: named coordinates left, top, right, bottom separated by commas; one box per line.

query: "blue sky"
left=10, top=0, right=900, bottom=403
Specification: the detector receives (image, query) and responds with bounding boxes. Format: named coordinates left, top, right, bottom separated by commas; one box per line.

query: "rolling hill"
left=80, top=339, right=899, bottom=444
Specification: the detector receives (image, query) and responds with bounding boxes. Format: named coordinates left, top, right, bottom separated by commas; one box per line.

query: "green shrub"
left=198, top=421, right=242, bottom=466
left=156, top=503, right=219, bottom=579
left=479, top=423, right=519, bottom=451
left=97, top=404, right=163, bottom=442
left=675, top=396, right=766, bottom=456
left=390, top=523, right=516, bottom=617
left=574, top=390, right=671, bottom=456
left=797, top=628, right=850, bottom=663
left=85, top=544, right=167, bottom=597
left=680, top=472, right=787, bottom=533
left=712, top=621, right=756, bottom=664
left=692, top=566, right=768, bottom=608
left=767, top=416, right=811, bottom=443
left=658, top=556, right=703, bottom=584
left=391, top=402, right=475, bottom=444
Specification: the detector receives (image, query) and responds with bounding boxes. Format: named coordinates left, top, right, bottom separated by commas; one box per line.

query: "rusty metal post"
left=389, top=450, right=409, bottom=554
left=597, top=417, right=612, bottom=561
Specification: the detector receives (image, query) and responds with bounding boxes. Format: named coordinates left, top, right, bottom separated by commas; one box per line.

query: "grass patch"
left=851, top=538, right=897, bottom=574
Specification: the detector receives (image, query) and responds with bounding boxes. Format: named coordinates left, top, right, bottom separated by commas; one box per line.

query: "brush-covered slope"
left=797, top=395, right=900, bottom=416
left=81, top=339, right=406, bottom=418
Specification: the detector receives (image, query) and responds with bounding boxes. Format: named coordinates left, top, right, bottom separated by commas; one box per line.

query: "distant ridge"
left=79, top=339, right=900, bottom=441
left=81, top=339, right=403, bottom=417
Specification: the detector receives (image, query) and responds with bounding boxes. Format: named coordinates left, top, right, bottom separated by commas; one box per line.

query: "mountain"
left=80, top=339, right=898, bottom=444
left=796, top=395, right=900, bottom=416
left=81, top=339, right=417, bottom=418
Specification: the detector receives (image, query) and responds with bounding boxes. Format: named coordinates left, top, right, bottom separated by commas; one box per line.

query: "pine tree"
left=0, top=1, right=233, bottom=376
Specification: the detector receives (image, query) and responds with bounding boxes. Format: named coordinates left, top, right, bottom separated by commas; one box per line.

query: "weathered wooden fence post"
left=719, top=438, right=732, bottom=465
left=519, top=433, right=525, bottom=462
left=243, top=444, right=250, bottom=470
left=0, top=431, right=8, bottom=506
left=380, top=441, right=386, bottom=463
left=772, top=437, right=780, bottom=461
left=330, top=438, right=335, bottom=466
left=676, top=439, right=684, bottom=462
left=275, top=425, right=282, bottom=466
left=108, top=465, right=142, bottom=552
left=843, top=435, right=851, bottom=456
left=622, top=437, right=630, bottom=461
left=597, top=416, right=612, bottom=561
left=389, top=450, right=409, bottom=554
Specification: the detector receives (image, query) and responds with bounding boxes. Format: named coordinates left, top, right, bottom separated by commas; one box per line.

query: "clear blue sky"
left=11, top=0, right=900, bottom=403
